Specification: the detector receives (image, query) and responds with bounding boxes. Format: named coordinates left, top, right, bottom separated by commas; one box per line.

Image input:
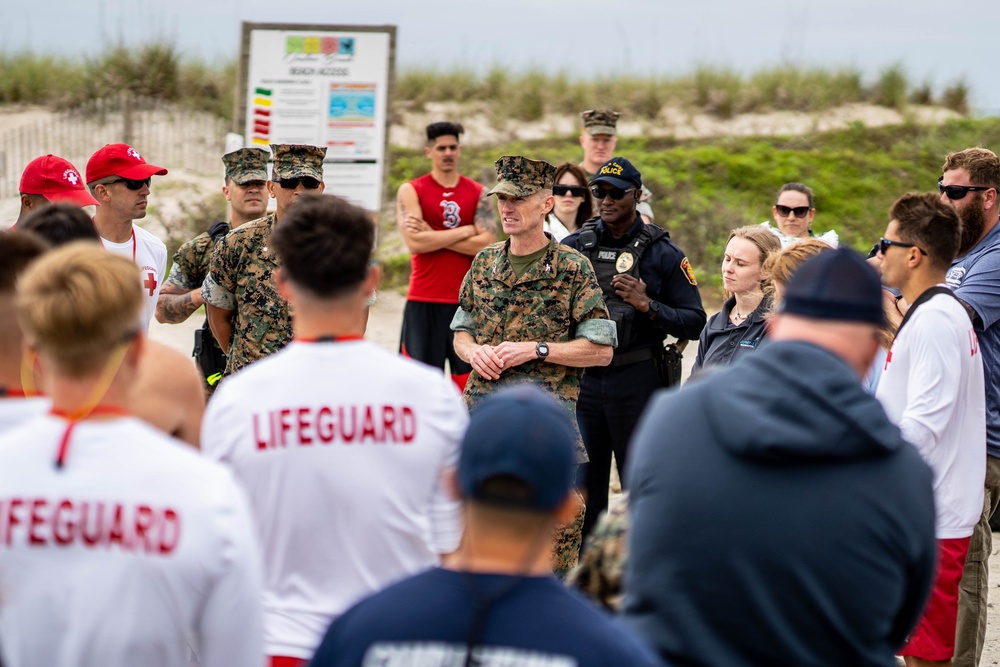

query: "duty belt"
left=610, top=346, right=657, bottom=367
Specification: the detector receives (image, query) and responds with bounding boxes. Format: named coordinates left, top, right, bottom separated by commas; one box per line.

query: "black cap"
left=780, top=248, right=886, bottom=326
left=589, top=157, right=642, bottom=190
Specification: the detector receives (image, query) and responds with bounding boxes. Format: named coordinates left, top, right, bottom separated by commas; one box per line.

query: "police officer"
left=156, top=147, right=269, bottom=390
left=202, top=143, right=326, bottom=378
left=563, top=156, right=706, bottom=540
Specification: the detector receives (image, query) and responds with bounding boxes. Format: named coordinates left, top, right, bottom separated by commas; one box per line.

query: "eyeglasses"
left=276, top=177, right=321, bottom=190
left=590, top=186, right=636, bottom=200
left=938, top=177, right=992, bottom=201
left=109, top=177, right=151, bottom=191
left=553, top=185, right=586, bottom=198
left=879, top=237, right=927, bottom=256
left=774, top=204, right=812, bottom=217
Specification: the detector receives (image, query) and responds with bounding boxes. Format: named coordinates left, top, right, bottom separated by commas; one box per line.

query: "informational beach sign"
left=237, top=22, right=396, bottom=212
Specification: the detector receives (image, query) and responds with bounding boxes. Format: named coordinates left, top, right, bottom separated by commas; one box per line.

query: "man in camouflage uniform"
left=451, top=155, right=617, bottom=576
left=578, top=109, right=655, bottom=224
left=202, top=144, right=326, bottom=378
left=156, top=148, right=269, bottom=388
left=567, top=495, right=630, bottom=612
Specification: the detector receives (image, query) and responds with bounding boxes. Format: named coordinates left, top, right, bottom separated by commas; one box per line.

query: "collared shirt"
left=202, top=213, right=292, bottom=376
left=947, top=221, right=1000, bottom=458
left=692, top=295, right=770, bottom=373
left=563, top=216, right=706, bottom=345
left=450, top=233, right=615, bottom=413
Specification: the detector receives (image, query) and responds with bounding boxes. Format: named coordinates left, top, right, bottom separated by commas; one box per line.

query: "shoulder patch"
left=680, top=257, right=697, bottom=285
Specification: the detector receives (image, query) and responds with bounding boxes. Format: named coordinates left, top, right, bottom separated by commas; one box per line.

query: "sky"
left=5, top=0, right=1000, bottom=114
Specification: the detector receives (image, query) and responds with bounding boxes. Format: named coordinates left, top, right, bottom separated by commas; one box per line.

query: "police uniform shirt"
left=562, top=215, right=706, bottom=346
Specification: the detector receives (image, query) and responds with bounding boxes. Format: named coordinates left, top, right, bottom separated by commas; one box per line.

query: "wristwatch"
left=536, top=342, right=550, bottom=360
left=647, top=300, right=661, bottom=320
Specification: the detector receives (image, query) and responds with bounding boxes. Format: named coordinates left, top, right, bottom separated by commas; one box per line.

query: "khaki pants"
left=954, top=454, right=1000, bottom=666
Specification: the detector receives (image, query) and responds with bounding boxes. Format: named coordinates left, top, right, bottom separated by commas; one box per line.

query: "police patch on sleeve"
left=680, top=257, right=697, bottom=285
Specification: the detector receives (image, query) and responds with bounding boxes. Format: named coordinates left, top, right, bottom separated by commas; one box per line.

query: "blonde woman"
left=693, top=226, right=781, bottom=372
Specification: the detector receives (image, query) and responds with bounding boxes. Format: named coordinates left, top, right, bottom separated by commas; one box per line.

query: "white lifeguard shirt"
left=201, top=339, right=467, bottom=660
left=102, top=224, right=167, bottom=331
left=0, top=415, right=264, bottom=667
left=0, top=396, right=50, bottom=435
left=877, top=289, right=986, bottom=539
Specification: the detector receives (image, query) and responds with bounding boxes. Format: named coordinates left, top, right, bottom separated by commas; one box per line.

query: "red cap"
left=85, top=143, right=168, bottom=183
left=19, top=155, right=99, bottom=207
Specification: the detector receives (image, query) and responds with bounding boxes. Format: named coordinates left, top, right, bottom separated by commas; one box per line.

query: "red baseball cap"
left=20, top=155, right=99, bottom=207
left=86, top=143, right=168, bottom=183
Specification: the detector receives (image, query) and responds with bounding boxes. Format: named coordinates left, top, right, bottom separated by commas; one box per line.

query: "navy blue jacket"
left=623, top=341, right=936, bottom=667
left=563, top=217, right=706, bottom=344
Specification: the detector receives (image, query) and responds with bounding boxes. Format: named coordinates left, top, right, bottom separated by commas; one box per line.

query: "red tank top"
left=407, top=173, right=483, bottom=303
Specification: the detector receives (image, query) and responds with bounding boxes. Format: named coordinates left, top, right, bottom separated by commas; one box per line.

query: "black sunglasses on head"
left=938, top=177, right=992, bottom=201
left=109, top=177, right=151, bottom=191
left=774, top=204, right=811, bottom=217
left=552, top=185, right=587, bottom=198
left=277, top=177, right=321, bottom=190
left=590, top=186, right=636, bottom=200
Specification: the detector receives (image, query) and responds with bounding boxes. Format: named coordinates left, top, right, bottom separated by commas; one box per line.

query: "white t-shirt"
left=0, top=415, right=264, bottom=667
left=877, top=290, right=986, bottom=539
left=0, top=396, right=50, bottom=435
left=102, top=224, right=167, bottom=331
left=201, top=339, right=467, bottom=659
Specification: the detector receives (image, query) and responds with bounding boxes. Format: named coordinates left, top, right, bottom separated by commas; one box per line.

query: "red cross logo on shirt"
left=143, top=272, right=157, bottom=296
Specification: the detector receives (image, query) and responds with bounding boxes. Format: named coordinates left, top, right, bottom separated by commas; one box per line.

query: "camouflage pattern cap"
left=222, top=148, right=269, bottom=185
left=270, top=144, right=327, bottom=182
left=581, top=108, right=619, bottom=136
left=487, top=156, right=556, bottom=198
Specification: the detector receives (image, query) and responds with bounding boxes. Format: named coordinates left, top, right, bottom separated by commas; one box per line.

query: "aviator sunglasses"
left=590, top=186, right=636, bottom=200
left=774, top=204, right=812, bottom=217
left=552, top=185, right=587, bottom=198
left=938, top=177, right=992, bottom=201
left=277, top=177, right=322, bottom=190
left=109, top=177, right=151, bottom=190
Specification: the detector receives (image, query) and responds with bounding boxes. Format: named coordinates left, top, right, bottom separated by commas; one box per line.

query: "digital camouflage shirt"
left=165, top=231, right=213, bottom=290
left=201, top=213, right=291, bottom=376
left=451, top=233, right=615, bottom=411
left=566, top=494, right=629, bottom=611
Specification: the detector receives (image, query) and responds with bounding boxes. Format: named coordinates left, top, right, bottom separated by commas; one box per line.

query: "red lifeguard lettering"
left=340, top=406, right=357, bottom=442
left=279, top=408, right=293, bottom=447
left=29, top=498, right=48, bottom=545
left=52, top=499, right=75, bottom=545
left=134, top=505, right=154, bottom=552
left=401, top=406, right=416, bottom=443
left=317, top=406, right=334, bottom=442
left=108, top=503, right=133, bottom=550
left=6, top=497, right=24, bottom=546
left=361, top=406, right=378, bottom=442
left=253, top=413, right=270, bottom=450
left=383, top=406, right=397, bottom=442
left=159, top=508, right=181, bottom=554
left=298, top=407, right=313, bottom=445
left=80, top=501, right=105, bottom=546
left=971, top=329, right=980, bottom=357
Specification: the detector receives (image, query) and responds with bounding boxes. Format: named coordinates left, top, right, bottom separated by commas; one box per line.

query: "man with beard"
left=940, top=147, right=1000, bottom=667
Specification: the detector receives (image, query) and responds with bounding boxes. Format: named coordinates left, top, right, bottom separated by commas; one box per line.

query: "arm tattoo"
left=956, top=296, right=984, bottom=329
left=157, top=289, right=200, bottom=324
left=474, top=195, right=498, bottom=236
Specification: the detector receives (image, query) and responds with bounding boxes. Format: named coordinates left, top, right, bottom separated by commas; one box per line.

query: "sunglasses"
left=774, top=204, right=812, bottom=217
left=552, top=185, right=587, bottom=198
left=109, top=177, right=151, bottom=191
left=938, top=177, right=992, bottom=201
left=590, top=186, right=636, bottom=200
left=879, top=237, right=927, bottom=256
left=277, top=177, right=322, bottom=190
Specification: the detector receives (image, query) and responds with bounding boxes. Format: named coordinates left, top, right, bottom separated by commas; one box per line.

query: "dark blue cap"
left=458, top=386, right=577, bottom=512
left=590, top=156, right=642, bottom=190
left=780, top=247, right=886, bottom=326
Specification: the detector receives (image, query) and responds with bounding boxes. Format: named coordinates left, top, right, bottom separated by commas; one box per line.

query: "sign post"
left=236, top=22, right=396, bottom=213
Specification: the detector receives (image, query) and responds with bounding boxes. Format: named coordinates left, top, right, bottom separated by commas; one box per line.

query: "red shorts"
left=900, top=536, right=971, bottom=661
left=269, top=657, right=307, bottom=667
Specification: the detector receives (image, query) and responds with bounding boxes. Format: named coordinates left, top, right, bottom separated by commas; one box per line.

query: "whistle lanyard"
left=50, top=406, right=130, bottom=469
left=99, top=229, right=137, bottom=262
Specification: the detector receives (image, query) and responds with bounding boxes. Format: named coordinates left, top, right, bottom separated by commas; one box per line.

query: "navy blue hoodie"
left=623, top=341, right=936, bottom=667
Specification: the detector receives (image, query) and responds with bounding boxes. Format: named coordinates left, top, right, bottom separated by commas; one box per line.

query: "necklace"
left=733, top=307, right=748, bottom=321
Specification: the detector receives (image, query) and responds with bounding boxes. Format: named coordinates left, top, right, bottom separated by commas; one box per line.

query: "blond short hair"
left=16, top=243, right=142, bottom=376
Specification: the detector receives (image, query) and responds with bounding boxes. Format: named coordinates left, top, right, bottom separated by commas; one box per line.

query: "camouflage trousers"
left=551, top=490, right=585, bottom=578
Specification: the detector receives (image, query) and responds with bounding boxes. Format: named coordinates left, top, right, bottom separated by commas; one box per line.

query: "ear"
left=266, top=181, right=276, bottom=199
left=316, top=182, right=326, bottom=195
left=93, top=184, right=111, bottom=204
left=542, top=194, right=555, bottom=216
left=222, top=185, right=231, bottom=202
left=579, top=133, right=587, bottom=148
left=985, top=187, right=998, bottom=210
left=424, top=145, right=433, bottom=159
left=365, top=261, right=383, bottom=296
left=20, top=194, right=33, bottom=211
